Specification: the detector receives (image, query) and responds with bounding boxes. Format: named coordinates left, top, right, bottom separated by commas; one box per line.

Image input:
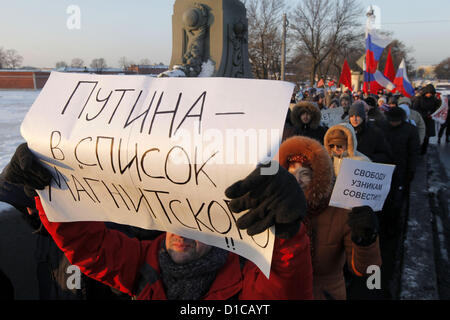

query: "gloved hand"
left=347, top=206, right=379, bottom=247
left=3, top=143, right=52, bottom=197
left=225, top=161, right=307, bottom=239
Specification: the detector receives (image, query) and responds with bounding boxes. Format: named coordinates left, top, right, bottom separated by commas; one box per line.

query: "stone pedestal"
left=169, top=0, right=253, bottom=78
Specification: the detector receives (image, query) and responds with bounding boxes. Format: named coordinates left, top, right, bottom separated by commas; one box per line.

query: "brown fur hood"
left=324, top=123, right=358, bottom=157
left=277, top=136, right=334, bottom=212
left=290, top=101, right=322, bottom=130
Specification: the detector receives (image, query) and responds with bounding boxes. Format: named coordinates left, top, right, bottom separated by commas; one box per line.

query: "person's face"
left=341, top=99, right=349, bottom=107
left=288, top=162, right=312, bottom=190
left=329, top=102, right=338, bottom=109
left=300, top=112, right=312, bottom=124
left=165, top=233, right=212, bottom=264
left=378, top=100, right=384, bottom=107
left=329, top=143, right=347, bottom=157
left=388, top=103, right=397, bottom=108
left=350, top=115, right=364, bottom=127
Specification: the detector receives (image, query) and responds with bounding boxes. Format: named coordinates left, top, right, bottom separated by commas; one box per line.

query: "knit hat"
left=387, top=96, right=398, bottom=106
left=348, top=101, right=367, bottom=120
left=385, top=107, right=406, bottom=122
left=327, top=129, right=347, bottom=147
left=398, top=96, right=412, bottom=107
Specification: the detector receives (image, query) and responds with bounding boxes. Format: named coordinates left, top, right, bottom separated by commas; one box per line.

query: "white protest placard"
left=21, top=72, right=295, bottom=278
left=329, top=158, right=395, bottom=211
left=321, top=107, right=344, bottom=127
left=431, top=94, right=448, bottom=124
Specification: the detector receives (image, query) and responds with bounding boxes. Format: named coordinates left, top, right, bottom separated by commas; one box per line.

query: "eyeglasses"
left=328, top=144, right=345, bottom=150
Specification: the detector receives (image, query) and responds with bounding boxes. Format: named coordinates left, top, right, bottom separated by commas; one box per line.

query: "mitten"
left=347, top=206, right=379, bottom=247
left=3, top=143, right=52, bottom=197
left=225, top=161, right=307, bottom=239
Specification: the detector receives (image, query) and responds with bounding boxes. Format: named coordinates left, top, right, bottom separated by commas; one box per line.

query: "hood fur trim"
left=324, top=123, right=358, bottom=158
left=277, top=136, right=334, bottom=211
left=290, top=101, right=322, bottom=130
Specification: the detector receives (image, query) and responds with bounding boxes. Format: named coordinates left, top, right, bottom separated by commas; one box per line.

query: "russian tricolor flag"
left=393, top=59, right=415, bottom=98
left=363, top=56, right=396, bottom=94
left=364, top=28, right=393, bottom=94
left=365, top=29, right=392, bottom=74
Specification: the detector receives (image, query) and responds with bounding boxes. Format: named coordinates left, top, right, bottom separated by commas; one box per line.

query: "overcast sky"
left=1, top=0, right=449, bottom=69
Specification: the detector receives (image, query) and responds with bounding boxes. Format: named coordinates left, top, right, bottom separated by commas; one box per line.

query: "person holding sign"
left=278, top=136, right=381, bottom=300
left=323, top=123, right=371, bottom=177
left=3, top=144, right=314, bottom=300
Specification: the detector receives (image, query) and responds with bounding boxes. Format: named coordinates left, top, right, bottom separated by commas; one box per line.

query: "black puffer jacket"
left=283, top=101, right=328, bottom=144
left=412, top=84, right=442, bottom=137
left=353, top=121, right=393, bottom=164
left=385, top=121, right=420, bottom=187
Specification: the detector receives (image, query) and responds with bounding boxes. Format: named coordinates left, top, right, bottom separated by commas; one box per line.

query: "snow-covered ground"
left=0, top=90, right=40, bottom=212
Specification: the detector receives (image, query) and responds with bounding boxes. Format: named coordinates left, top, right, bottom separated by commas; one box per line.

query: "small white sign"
left=329, top=158, right=395, bottom=211
left=321, top=107, right=344, bottom=127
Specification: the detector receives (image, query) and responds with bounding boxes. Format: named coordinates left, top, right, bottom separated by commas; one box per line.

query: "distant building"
left=0, top=65, right=170, bottom=90
left=126, top=64, right=169, bottom=75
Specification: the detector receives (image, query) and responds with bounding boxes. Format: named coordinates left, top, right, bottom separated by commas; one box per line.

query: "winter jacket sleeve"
left=240, top=223, right=314, bottom=300
left=35, top=197, right=147, bottom=297
left=343, top=223, right=382, bottom=277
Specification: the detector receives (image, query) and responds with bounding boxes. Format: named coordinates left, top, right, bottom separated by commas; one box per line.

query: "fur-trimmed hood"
left=277, top=136, right=334, bottom=212
left=290, top=101, right=322, bottom=130
left=323, top=123, right=371, bottom=176
left=324, top=123, right=358, bottom=157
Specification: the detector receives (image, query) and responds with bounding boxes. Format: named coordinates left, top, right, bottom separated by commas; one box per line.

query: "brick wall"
left=0, top=72, right=34, bottom=89
left=0, top=71, right=51, bottom=89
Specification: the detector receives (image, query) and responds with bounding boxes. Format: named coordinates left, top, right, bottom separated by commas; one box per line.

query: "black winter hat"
left=349, top=101, right=367, bottom=120
left=385, top=107, right=406, bottom=122
left=422, top=84, right=436, bottom=95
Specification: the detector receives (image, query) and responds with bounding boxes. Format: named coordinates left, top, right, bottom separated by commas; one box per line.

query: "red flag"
left=384, top=47, right=395, bottom=83
left=317, top=78, right=325, bottom=88
left=338, top=59, right=352, bottom=90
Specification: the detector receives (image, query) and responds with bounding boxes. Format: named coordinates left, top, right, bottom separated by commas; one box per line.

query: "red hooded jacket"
left=35, top=197, right=313, bottom=300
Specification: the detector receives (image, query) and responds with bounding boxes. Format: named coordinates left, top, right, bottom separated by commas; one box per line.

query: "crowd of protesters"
left=0, top=82, right=446, bottom=301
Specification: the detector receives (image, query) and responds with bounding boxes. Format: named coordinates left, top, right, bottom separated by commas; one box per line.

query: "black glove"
left=225, top=161, right=307, bottom=239
left=3, top=143, right=52, bottom=197
left=347, top=206, right=379, bottom=247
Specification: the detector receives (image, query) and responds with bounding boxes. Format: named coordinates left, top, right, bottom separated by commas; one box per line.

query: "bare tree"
left=4, top=49, right=23, bottom=69
left=289, top=0, right=363, bottom=84
left=118, top=56, right=134, bottom=70
left=55, top=61, right=68, bottom=69
left=71, top=58, right=84, bottom=68
left=0, top=47, right=5, bottom=69
left=139, top=58, right=151, bottom=65
left=434, top=57, right=450, bottom=80
left=245, top=0, right=286, bottom=79
left=90, top=58, right=108, bottom=73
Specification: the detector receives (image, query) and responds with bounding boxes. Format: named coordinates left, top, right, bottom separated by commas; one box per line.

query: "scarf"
left=158, top=240, right=229, bottom=300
